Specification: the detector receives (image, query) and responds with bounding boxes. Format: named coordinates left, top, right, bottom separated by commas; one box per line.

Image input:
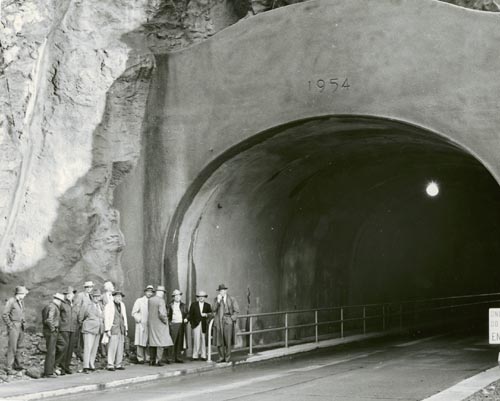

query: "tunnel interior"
left=174, top=117, right=500, bottom=323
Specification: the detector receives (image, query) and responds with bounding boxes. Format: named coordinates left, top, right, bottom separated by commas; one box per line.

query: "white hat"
left=53, top=293, right=65, bottom=302
left=84, top=281, right=94, bottom=288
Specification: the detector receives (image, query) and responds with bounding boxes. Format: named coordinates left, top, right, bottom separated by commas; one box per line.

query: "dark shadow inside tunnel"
left=168, top=116, right=500, bottom=332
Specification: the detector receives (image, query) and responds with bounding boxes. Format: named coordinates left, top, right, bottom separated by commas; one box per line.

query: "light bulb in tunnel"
left=426, top=181, right=439, bottom=197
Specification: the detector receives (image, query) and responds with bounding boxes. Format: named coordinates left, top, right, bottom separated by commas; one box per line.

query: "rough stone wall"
left=0, top=0, right=497, bottom=324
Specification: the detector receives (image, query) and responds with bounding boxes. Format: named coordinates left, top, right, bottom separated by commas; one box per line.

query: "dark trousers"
left=170, top=323, right=184, bottom=360
left=149, top=347, right=164, bottom=363
left=217, top=322, right=233, bottom=361
left=6, top=323, right=24, bottom=369
left=56, top=331, right=77, bottom=371
left=44, top=330, right=59, bottom=375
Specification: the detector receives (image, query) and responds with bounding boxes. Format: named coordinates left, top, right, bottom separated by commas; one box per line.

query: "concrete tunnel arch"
left=116, top=0, right=500, bottom=327
left=162, top=115, right=500, bottom=314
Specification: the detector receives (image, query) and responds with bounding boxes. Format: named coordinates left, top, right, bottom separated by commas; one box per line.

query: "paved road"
left=51, top=333, right=497, bottom=401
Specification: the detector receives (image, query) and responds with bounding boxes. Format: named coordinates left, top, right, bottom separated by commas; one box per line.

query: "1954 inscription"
left=308, top=78, right=350, bottom=93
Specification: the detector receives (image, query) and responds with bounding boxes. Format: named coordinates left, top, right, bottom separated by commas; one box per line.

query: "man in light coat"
left=78, top=288, right=104, bottom=373
left=74, top=280, right=94, bottom=360
left=147, top=285, right=173, bottom=366
left=213, top=284, right=239, bottom=363
left=2, top=286, right=29, bottom=374
left=131, top=285, right=154, bottom=364
left=104, top=290, right=128, bottom=371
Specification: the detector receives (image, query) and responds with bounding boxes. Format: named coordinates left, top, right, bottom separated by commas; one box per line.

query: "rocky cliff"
left=0, top=0, right=497, bottom=324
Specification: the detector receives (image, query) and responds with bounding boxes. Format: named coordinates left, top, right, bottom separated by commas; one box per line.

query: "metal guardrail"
left=206, top=292, right=500, bottom=362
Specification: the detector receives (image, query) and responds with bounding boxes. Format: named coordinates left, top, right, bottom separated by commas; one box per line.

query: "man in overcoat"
left=74, top=280, right=94, bottom=360
left=78, top=288, right=104, bottom=373
left=42, top=293, right=65, bottom=378
left=188, top=290, right=212, bottom=361
left=2, top=286, right=29, bottom=374
left=167, top=289, right=189, bottom=363
left=131, top=285, right=154, bottom=364
left=212, top=284, right=239, bottom=363
left=147, top=285, right=173, bottom=365
left=56, top=286, right=78, bottom=374
left=104, top=290, right=128, bottom=371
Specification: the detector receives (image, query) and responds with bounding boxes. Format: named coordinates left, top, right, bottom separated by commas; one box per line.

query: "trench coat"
left=212, top=295, right=239, bottom=347
left=148, top=296, right=173, bottom=347
left=131, top=296, right=149, bottom=347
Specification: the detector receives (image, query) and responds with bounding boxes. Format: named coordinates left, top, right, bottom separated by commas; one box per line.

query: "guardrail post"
left=285, top=313, right=289, bottom=347
left=315, top=310, right=318, bottom=343
left=207, top=319, right=214, bottom=362
left=249, top=316, right=253, bottom=355
left=340, top=308, right=344, bottom=338
left=363, top=306, right=366, bottom=335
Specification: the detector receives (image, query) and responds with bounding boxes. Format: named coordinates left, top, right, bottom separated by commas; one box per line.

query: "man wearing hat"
left=167, top=289, right=189, bottom=363
left=213, top=284, right=240, bottom=363
left=55, top=286, right=78, bottom=375
left=2, top=286, right=29, bottom=374
left=131, top=285, right=154, bottom=364
left=147, top=286, right=173, bottom=365
left=42, top=293, right=65, bottom=378
left=104, top=290, right=128, bottom=371
left=74, top=280, right=94, bottom=360
left=188, top=290, right=212, bottom=361
left=78, top=288, right=104, bottom=373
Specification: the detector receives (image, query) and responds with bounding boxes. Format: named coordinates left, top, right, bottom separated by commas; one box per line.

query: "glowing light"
left=426, top=181, right=439, bottom=197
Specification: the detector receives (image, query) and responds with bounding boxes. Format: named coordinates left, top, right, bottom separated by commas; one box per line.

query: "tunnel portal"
left=175, top=116, right=500, bottom=314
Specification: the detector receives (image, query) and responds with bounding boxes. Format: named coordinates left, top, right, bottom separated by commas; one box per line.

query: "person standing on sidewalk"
left=42, top=293, right=65, bottom=378
left=56, top=286, right=78, bottom=375
left=212, top=284, right=239, bottom=363
left=168, top=289, right=189, bottom=363
left=78, top=288, right=104, bottom=373
left=74, top=280, right=94, bottom=360
left=104, top=290, right=128, bottom=371
left=2, top=286, right=29, bottom=374
left=147, top=285, right=173, bottom=365
left=131, top=285, right=154, bottom=364
left=188, top=290, right=212, bottom=361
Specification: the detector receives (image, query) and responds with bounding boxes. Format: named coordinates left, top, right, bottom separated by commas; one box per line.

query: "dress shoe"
left=116, top=366, right=125, bottom=370
left=136, top=361, right=144, bottom=365
left=200, top=357, right=207, bottom=361
left=64, top=369, right=73, bottom=374
left=156, top=362, right=164, bottom=367
left=175, top=358, right=184, bottom=363
left=107, top=367, right=115, bottom=371
left=45, top=374, right=58, bottom=378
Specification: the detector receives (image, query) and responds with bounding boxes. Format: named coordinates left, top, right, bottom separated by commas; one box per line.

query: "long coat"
left=212, top=295, right=239, bottom=346
left=131, top=296, right=149, bottom=347
left=148, top=296, right=173, bottom=347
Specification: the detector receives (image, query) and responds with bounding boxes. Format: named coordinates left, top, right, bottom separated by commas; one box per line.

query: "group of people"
left=2, top=281, right=240, bottom=378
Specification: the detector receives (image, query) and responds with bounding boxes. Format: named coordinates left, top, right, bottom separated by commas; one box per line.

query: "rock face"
left=0, top=0, right=498, bottom=324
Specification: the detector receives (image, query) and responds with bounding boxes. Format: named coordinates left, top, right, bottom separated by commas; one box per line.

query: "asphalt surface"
left=46, top=332, right=497, bottom=401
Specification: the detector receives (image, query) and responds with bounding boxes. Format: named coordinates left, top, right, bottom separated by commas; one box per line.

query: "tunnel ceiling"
left=177, top=117, right=500, bottom=309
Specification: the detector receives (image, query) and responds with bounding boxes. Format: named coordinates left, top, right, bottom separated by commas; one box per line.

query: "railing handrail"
left=205, top=292, right=500, bottom=362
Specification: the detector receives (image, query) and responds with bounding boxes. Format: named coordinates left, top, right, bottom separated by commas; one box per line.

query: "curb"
left=1, top=331, right=396, bottom=401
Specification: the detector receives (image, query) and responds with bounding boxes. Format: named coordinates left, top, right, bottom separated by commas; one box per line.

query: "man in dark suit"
left=188, top=290, right=212, bottom=361
left=167, top=289, right=188, bottom=363
left=56, top=286, right=78, bottom=375
left=212, top=284, right=239, bottom=363
left=2, top=286, right=29, bottom=374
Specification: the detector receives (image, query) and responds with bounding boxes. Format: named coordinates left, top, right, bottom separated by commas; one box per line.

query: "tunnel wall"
left=131, top=0, right=500, bottom=307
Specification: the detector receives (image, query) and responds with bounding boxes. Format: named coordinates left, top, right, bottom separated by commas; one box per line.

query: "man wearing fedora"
left=42, top=293, right=65, bottom=378
left=2, top=286, right=29, bottom=374
left=78, top=288, right=104, bottom=373
left=104, top=289, right=128, bottom=371
left=188, top=290, right=212, bottom=361
left=167, top=289, right=189, bottom=363
left=213, top=284, right=239, bottom=363
left=148, top=285, right=173, bottom=365
left=55, top=286, right=78, bottom=375
left=131, top=285, right=154, bottom=364
left=74, top=280, right=95, bottom=360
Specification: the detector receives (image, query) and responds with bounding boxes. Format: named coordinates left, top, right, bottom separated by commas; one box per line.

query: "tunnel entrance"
left=169, top=116, right=500, bottom=315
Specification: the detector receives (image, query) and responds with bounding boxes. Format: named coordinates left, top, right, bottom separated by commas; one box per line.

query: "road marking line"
left=394, top=334, right=448, bottom=348
left=421, top=365, right=500, bottom=401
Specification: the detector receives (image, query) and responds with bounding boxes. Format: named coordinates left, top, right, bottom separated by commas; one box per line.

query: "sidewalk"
left=0, top=332, right=389, bottom=401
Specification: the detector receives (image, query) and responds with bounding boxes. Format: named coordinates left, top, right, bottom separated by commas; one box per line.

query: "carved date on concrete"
left=308, top=78, right=350, bottom=93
